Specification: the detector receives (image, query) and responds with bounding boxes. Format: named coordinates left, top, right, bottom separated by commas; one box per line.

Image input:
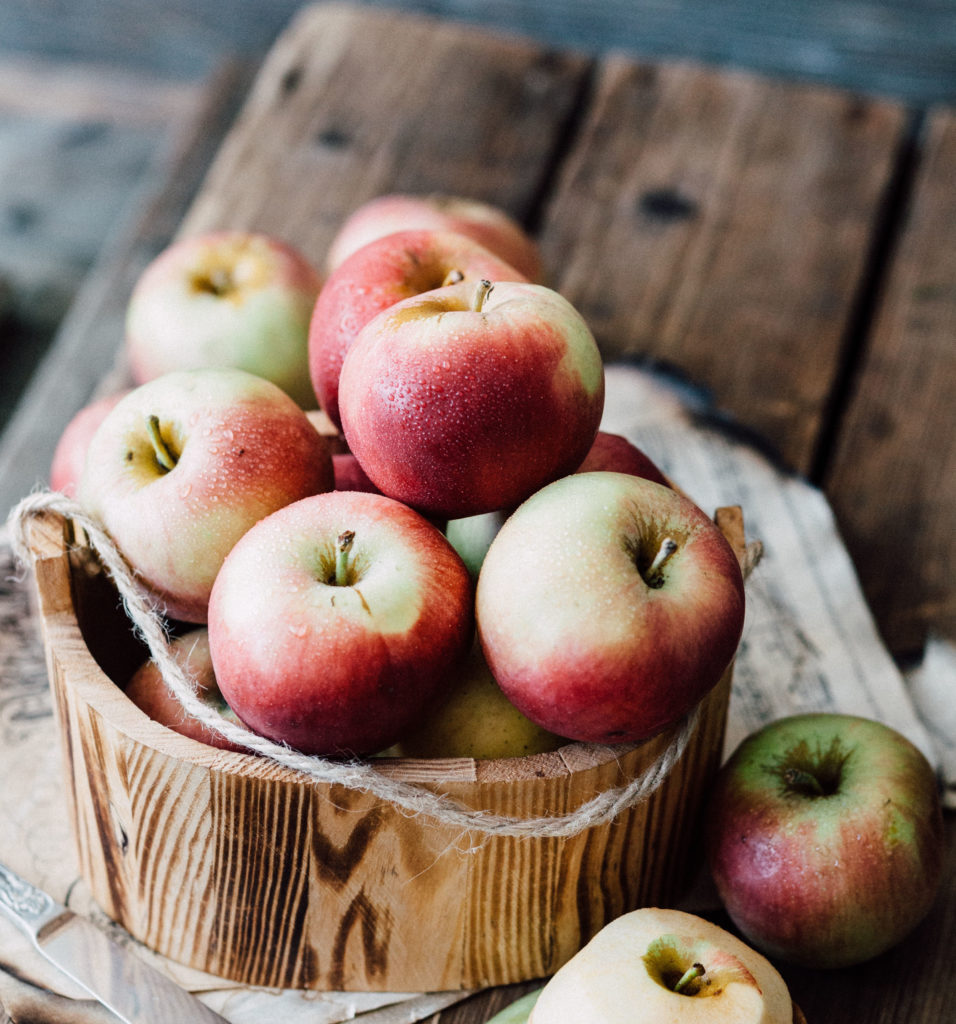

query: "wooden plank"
left=0, top=61, right=250, bottom=515
left=177, top=2, right=590, bottom=264
left=824, top=108, right=956, bottom=657
left=539, top=56, right=907, bottom=475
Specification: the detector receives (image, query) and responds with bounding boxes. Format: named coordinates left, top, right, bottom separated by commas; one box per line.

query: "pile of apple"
left=55, top=192, right=746, bottom=762
left=52, top=193, right=945, bottom=978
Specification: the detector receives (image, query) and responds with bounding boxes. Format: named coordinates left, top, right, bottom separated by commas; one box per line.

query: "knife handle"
left=0, top=863, right=59, bottom=933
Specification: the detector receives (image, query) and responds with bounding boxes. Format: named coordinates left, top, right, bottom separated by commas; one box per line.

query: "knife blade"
left=0, top=862, right=228, bottom=1023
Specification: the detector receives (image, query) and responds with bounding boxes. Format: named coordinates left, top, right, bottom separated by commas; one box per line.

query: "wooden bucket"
left=25, top=506, right=746, bottom=993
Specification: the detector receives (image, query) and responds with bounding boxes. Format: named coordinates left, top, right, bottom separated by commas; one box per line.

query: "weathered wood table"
left=1, top=3, right=953, bottom=1022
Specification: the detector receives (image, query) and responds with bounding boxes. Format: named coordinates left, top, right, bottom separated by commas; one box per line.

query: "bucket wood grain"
left=25, top=507, right=746, bottom=992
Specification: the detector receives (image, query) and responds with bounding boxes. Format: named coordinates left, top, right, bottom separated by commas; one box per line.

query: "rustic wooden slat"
left=539, top=56, right=907, bottom=475
left=177, top=2, right=590, bottom=266
left=824, top=108, right=956, bottom=657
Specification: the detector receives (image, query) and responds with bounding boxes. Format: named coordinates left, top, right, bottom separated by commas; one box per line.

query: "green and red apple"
left=309, top=228, right=528, bottom=427
left=705, top=713, right=944, bottom=968
left=126, top=628, right=248, bottom=753
left=126, top=230, right=321, bottom=408
left=206, top=490, right=474, bottom=757
left=476, top=471, right=744, bottom=743
left=50, top=390, right=130, bottom=496
left=325, top=192, right=542, bottom=282
left=339, top=279, right=605, bottom=519
left=78, top=367, right=334, bottom=622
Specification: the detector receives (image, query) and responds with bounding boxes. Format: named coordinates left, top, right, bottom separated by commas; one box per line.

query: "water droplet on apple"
left=179, top=484, right=192, bottom=498
left=288, top=623, right=307, bottom=638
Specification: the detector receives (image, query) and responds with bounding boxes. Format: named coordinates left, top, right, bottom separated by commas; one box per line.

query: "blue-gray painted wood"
left=1, top=0, right=955, bottom=106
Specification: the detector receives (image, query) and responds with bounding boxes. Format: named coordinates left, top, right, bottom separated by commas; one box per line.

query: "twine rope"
left=7, top=490, right=760, bottom=840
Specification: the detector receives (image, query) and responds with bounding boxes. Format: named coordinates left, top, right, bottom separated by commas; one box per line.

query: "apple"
left=445, top=509, right=510, bottom=579
left=332, top=452, right=381, bottom=494
left=125, top=230, right=322, bottom=408
left=393, top=639, right=565, bottom=760
left=125, top=628, right=249, bottom=753
left=475, top=471, right=745, bottom=743
left=309, top=228, right=528, bottom=427
left=576, top=430, right=670, bottom=486
left=339, top=279, right=605, bottom=520
left=528, top=908, right=794, bottom=1024
left=705, top=712, right=945, bottom=969
left=50, top=390, right=130, bottom=496
left=445, top=431, right=669, bottom=577
left=325, top=193, right=542, bottom=282
left=78, top=367, right=334, bottom=623
left=206, top=489, right=474, bottom=757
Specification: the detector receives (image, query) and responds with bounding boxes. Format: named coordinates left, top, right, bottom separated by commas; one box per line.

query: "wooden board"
left=178, top=3, right=589, bottom=256
left=824, top=108, right=956, bottom=655
left=539, top=55, right=906, bottom=474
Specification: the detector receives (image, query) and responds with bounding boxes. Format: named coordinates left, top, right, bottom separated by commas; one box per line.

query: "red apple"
left=339, top=279, right=605, bottom=519
left=309, top=228, right=528, bottom=427
left=333, top=452, right=381, bottom=493
left=528, top=908, right=794, bottom=1024
left=207, top=490, right=474, bottom=756
left=125, top=230, right=321, bottom=408
left=576, top=430, right=670, bottom=486
left=325, top=193, right=542, bottom=282
left=476, top=471, right=745, bottom=743
left=78, top=368, right=334, bottom=623
left=705, top=712, right=945, bottom=969
left=50, top=390, right=130, bottom=496
left=126, top=629, right=248, bottom=752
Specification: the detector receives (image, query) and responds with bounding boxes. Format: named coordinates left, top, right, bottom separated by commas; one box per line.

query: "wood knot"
left=638, top=188, right=698, bottom=222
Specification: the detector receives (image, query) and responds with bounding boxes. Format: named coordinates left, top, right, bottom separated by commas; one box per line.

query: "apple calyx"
left=774, top=736, right=849, bottom=799
left=644, top=536, right=678, bottom=589
left=190, top=265, right=234, bottom=298
left=334, top=530, right=355, bottom=586
left=473, top=278, right=494, bottom=312
left=146, top=415, right=178, bottom=472
left=673, top=962, right=707, bottom=995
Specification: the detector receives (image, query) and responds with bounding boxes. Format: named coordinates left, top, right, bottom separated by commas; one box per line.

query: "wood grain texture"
left=24, top=506, right=743, bottom=990
left=824, top=108, right=956, bottom=655
left=539, top=56, right=906, bottom=475
left=178, top=2, right=588, bottom=265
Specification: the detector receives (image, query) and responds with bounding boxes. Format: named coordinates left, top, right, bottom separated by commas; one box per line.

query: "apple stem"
left=673, top=963, right=706, bottom=994
left=335, top=530, right=355, bottom=586
left=146, top=415, right=177, bottom=472
left=473, top=279, right=494, bottom=312
left=442, top=268, right=465, bottom=287
left=674, top=963, right=706, bottom=994
left=783, top=767, right=826, bottom=797
left=646, top=537, right=678, bottom=587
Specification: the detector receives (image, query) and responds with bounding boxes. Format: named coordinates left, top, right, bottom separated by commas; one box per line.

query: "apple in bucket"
left=50, top=389, right=130, bottom=496
left=476, top=471, right=745, bottom=743
left=207, top=490, right=474, bottom=756
left=339, top=278, right=605, bottom=519
left=78, top=368, right=334, bottom=622
left=325, top=192, right=542, bottom=282
left=125, top=230, right=322, bottom=408
left=309, top=228, right=528, bottom=427
left=705, top=712, right=945, bottom=969
left=125, top=629, right=249, bottom=753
